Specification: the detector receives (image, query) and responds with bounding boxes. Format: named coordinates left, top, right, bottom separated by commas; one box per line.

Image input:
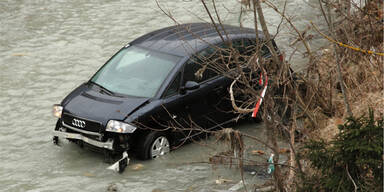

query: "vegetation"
left=299, top=110, right=383, bottom=192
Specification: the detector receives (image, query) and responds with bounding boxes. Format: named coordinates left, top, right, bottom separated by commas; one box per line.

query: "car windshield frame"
left=90, top=45, right=182, bottom=98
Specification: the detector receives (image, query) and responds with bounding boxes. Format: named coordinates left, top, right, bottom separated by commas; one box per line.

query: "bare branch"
left=230, top=76, right=255, bottom=113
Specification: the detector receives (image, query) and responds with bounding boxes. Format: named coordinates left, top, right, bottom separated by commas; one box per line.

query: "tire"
left=137, top=131, right=170, bottom=160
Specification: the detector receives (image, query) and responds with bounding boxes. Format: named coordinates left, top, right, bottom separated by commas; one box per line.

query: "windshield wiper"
left=89, top=81, right=114, bottom=96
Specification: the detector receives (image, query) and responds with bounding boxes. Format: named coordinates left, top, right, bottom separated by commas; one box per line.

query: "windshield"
left=91, top=45, right=181, bottom=97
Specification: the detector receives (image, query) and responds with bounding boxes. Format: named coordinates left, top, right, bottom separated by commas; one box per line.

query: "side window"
left=260, top=42, right=271, bottom=57
left=163, top=73, right=181, bottom=98
left=232, top=39, right=247, bottom=55
left=183, top=49, right=219, bottom=84
left=243, top=39, right=272, bottom=57
left=243, top=39, right=257, bottom=56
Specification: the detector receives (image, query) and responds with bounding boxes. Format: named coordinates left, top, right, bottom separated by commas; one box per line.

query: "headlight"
left=106, top=120, right=137, bottom=133
left=52, top=104, right=63, bottom=118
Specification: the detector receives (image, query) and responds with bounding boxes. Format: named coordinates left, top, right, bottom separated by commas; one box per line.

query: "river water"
left=0, top=0, right=326, bottom=191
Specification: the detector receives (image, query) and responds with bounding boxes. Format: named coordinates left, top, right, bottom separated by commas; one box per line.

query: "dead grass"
left=309, top=42, right=383, bottom=141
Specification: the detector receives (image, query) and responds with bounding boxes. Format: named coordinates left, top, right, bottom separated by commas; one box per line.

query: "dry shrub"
left=337, top=0, right=383, bottom=49
left=304, top=1, right=383, bottom=141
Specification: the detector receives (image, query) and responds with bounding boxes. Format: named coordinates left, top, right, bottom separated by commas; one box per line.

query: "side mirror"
left=180, top=81, right=200, bottom=94
left=185, top=81, right=200, bottom=90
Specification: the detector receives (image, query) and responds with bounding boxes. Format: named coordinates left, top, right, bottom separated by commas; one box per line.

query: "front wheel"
left=137, top=131, right=170, bottom=160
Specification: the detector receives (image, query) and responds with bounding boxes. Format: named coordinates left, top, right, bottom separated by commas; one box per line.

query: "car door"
left=159, top=54, right=228, bottom=133
left=159, top=72, right=191, bottom=128
left=179, top=49, right=233, bottom=129
left=159, top=71, right=210, bottom=142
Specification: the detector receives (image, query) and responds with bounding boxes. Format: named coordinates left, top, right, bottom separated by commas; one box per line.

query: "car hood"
left=62, top=83, right=149, bottom=126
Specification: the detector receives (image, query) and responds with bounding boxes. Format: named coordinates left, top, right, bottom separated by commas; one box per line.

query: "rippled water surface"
left=0, top=0, right=325, bottom=191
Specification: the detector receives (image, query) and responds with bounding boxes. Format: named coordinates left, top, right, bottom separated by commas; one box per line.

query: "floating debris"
left=215, top=178, right=233, bottom=184
left=279, top=148, right=290, bottom=154
left=151, top=189, right=166, bottom=192
left=106, top=183, right=118, bottom=192
left=107, top=152, right=129, bottom=173
left=12, top=53, right=28, bottom=56
left=250, top=149, right=265, bottom=155
left=130, top=163, right=144, bottom=171
left=267, top=154, right=274, bottom=174
left=228, top=180, right=246, bottom=191
left=255, top=185, right=275, bottom=192
left=83, top=172, right=95, bottom=177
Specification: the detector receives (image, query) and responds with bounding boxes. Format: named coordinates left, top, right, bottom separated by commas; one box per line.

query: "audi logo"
left=72, top=118, right=86, bottom=128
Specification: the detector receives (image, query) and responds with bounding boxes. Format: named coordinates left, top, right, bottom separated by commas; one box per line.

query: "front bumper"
left=53, top=130, right=114, bottom=150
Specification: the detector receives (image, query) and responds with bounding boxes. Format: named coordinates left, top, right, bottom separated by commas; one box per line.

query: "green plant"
left=299, top=109, right=383, bottom=192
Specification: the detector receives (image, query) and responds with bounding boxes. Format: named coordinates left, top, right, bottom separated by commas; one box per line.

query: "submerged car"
left=52, top=23, right=281, bottom=160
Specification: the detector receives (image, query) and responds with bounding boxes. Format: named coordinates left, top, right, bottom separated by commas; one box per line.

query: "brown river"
left=0, top=0, right=326, bottom=191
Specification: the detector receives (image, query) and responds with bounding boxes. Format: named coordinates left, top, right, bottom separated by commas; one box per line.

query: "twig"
left=212, top=0, right=230, bottom=42
left=346, top=164, right=358, bottom=192
left=201, top=0, right=225, bottom=43
left=263, top=0, right=313, bottom=59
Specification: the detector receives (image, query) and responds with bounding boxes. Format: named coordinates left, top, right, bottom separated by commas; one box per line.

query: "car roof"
left=129, top=23, right=264, bottom=57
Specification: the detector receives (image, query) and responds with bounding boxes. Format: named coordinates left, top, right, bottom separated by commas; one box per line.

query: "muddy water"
left=0, top=0, right=325, bottom=191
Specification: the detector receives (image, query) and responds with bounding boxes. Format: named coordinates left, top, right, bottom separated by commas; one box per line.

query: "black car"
left=52, top=23, right=281, bottom=160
